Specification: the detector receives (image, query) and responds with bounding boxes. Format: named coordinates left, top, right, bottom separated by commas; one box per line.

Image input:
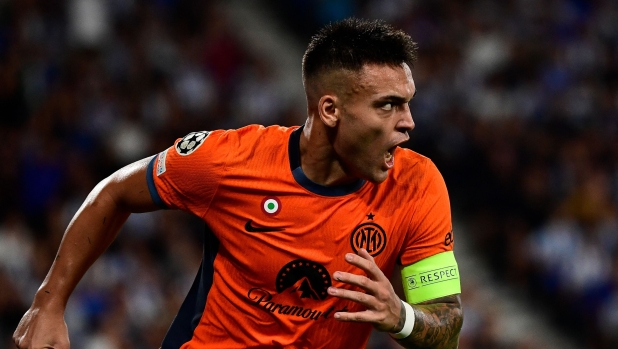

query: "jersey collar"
left=288, top=126, right=366, bottom=196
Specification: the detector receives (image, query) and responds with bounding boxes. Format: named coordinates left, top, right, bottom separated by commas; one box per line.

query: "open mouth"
left=385, top=146, right=397, bottom=168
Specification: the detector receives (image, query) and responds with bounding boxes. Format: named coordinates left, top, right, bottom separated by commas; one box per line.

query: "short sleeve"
left=399, top=159, right=454, bottom=266
left=147, top=129, right=234, bottom=218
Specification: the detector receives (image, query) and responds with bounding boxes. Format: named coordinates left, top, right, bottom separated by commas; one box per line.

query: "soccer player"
left=14, top=18, right=463, bottom=348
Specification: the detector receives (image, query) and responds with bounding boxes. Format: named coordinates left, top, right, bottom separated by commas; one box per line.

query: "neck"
left=299, top=117, right=357, bottom=186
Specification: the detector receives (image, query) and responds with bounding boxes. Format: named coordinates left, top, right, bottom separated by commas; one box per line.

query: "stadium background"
left=0, top=0, right=617, bottom=348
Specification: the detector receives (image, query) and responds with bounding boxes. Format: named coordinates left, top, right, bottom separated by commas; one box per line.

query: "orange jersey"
left=147, top=125, right=453, bottom=349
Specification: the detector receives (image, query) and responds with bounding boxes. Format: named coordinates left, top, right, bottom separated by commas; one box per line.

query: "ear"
left=318, top=94, right=340, bottom=128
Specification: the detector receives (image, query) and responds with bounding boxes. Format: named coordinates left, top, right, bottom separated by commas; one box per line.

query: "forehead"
left=350, top=63, right=415, bottom=100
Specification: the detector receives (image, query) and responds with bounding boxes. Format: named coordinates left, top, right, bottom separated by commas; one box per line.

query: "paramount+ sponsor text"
left=247, top=288, right=349, bottom=321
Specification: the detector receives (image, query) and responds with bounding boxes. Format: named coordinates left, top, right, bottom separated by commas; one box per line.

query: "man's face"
left=333, top=63, right=416, bottom=183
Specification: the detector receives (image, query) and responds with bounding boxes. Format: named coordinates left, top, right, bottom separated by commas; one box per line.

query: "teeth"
left=385, top=152, right=393, bottom=161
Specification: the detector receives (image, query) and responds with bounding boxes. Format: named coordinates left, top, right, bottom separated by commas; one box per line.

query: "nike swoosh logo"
left=245, top=220, right=285, bottom=233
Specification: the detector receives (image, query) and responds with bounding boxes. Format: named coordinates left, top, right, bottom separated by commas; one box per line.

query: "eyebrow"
left=373, top=90, right=417, bottom=105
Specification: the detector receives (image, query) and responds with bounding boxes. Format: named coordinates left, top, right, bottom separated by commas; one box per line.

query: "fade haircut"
left=302, top=18, right=418, bottom=84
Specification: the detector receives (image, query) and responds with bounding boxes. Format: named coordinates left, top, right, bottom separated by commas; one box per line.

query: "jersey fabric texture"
left=147, top=124, right=455, bottom=349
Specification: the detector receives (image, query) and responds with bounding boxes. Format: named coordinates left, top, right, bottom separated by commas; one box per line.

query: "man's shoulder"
left=217, top=124, right=298, bottom=165
left=220, top=124, right=297, bottom=148
left=233, top=124, right=299, bottom=138
left=395, top=147, right=428, bottom=161
left=390, top=148, right=442, bottom=186
left=393, top=147, right=432, bottom=171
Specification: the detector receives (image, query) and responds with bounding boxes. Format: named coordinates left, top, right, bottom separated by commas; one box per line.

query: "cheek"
left=356, top=126, right=386, bottom=152
left=340, top=128, right=374, bottom=155
left=341, top=131, right=384, bottom=165
left=337, top=110, right=385, bottom=155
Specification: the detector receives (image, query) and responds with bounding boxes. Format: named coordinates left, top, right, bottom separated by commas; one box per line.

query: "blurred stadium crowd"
left=0, top=0, right=617, bottom=348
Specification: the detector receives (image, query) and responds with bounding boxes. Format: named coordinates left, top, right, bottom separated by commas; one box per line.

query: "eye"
left=381, top=103, right=393, bottom=111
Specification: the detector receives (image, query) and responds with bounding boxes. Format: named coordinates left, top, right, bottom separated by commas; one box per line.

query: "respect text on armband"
left=405, top=265, right=458, bottom=290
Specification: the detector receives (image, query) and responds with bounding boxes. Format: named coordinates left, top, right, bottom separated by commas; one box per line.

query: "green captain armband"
left=401, top=251, right=461, bottom=304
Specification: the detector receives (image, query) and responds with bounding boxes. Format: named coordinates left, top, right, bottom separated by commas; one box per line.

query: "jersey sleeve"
left=146, top=129, right=236, bottom=218
left=399, top=159, right=454, bottom=266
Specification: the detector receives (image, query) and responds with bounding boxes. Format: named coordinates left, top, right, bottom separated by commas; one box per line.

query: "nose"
left=397, top=104, right=415, bottom=133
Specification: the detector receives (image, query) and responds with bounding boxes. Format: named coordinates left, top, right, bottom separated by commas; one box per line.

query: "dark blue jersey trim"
left=146, top=155, right=167, bottom=209
left=161, top=225, right=219, bottom=348
left=288, top=126, right=366, bottom=196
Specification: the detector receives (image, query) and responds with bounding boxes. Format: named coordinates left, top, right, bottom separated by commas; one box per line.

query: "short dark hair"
left=302, top=18, right=418, bottom=82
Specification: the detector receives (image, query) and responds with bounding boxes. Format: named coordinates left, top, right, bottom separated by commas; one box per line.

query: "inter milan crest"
left=175, top=131, right=210, bottom=156
left=350, top=220, right=387, bottom=257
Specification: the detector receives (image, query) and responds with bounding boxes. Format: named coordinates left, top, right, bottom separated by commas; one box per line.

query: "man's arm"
left=394, top=294, right=463, bottom=348
left=329, top=249, right=463, bottom=349
left=13, top=157, right=160, bottom=349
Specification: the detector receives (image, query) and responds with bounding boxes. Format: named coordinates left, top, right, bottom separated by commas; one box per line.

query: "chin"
left=364, top=170, right=389, bottom=184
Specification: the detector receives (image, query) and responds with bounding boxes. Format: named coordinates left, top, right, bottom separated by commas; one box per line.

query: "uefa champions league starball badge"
left=175, top=131, right=210, bottom=156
